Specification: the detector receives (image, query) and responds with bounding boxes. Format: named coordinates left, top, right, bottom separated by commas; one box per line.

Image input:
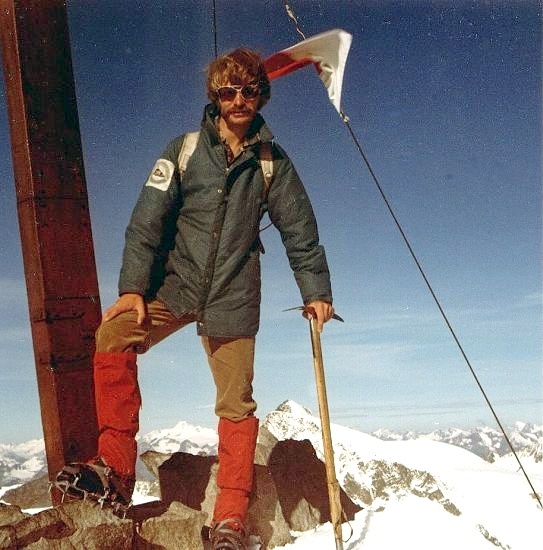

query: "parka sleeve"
left=267, top=146, right=333, bottom=305
left=118, top=137, right=183, bottom=297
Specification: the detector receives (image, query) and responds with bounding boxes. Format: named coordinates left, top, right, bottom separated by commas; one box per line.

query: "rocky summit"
left=0, top=413, right=361, bottom=549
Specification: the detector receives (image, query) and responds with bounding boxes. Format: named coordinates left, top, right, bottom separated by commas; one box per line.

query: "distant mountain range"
left=0, top=402, right=540, bottom=489
left=372, top=420, right=542, bottom=463
left=0, top=439, right=46, bottom=489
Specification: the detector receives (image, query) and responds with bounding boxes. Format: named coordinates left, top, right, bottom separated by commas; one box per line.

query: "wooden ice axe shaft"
left=309, top=317, right=344, bottom=550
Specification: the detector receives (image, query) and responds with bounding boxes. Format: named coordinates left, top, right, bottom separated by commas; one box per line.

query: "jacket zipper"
left=195, top=154, right=259, bottom=330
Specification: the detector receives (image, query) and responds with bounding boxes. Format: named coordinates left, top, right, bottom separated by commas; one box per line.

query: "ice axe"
left=286, top=306, right=345, bottom=550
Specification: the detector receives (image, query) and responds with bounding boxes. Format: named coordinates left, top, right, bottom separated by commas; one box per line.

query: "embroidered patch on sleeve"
left=145, top=158, right=175, bottom=191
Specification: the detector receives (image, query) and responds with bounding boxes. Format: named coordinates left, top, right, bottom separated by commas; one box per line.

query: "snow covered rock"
left=263, top=402, right=542, bottom=550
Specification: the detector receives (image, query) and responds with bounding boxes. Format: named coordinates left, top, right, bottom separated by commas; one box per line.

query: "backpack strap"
left=178, top=131, right=200, bottom=177
left=259, top=141, right=274, bottom=198
left=178, top=131, right=274, bottom=199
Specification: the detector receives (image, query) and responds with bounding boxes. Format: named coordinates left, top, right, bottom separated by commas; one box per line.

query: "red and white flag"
left=264, top=29, right=352, bottom=113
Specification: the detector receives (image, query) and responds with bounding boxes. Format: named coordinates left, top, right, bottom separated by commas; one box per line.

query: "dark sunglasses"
left=216, top=84, right=260, bottom=101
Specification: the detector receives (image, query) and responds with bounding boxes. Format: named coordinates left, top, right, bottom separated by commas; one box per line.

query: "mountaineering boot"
left=54, top=456, right=135, bottom=514
left=209, top=518, right=247, bottom=550
left=213, top=416, right=259, bottom=528
left=53, top=351, right=140, bottom=514
left=94, top=351, right=141, bottom=479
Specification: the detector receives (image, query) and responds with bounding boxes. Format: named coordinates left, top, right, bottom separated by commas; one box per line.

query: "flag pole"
left=309, top=316, right=344, bottom=550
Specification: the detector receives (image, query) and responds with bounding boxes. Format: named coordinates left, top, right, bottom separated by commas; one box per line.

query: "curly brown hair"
left=206, top=47, right=271, bottom=110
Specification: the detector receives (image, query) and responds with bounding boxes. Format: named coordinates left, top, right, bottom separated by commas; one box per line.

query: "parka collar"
left=201, top=104, right=274, bottom=147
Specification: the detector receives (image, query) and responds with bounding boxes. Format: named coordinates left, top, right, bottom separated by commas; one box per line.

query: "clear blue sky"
left=0, top=1, right=541, bottom=443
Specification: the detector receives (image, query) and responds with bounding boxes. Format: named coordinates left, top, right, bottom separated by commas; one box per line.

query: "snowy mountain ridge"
left=0, top=401, right=540, bottom=487
left=138, top=419, right=218, bottom=456
left=263, top=400, right=542, bottom=550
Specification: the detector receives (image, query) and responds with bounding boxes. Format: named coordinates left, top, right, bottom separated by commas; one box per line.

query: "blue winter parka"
left=118, top=105, right=332, bottom=337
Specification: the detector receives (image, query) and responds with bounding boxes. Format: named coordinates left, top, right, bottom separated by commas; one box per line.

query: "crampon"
left=209, top=519, right=248, bottom=550
left=51, top=458, right=134, bottom=518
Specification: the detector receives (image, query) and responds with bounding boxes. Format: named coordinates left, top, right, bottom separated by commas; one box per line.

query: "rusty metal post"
left=0, top=0, right=100, bottom=500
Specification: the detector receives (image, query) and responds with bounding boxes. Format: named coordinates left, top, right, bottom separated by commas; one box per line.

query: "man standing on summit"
left=58, top=47, right=334, bottom=549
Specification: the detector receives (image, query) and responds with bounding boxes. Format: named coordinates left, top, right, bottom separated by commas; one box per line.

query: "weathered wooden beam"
left=0, top=0, right=100, bottom=498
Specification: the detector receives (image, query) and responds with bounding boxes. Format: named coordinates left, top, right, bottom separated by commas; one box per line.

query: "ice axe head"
left=284, top=305, right=344, bottom=323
